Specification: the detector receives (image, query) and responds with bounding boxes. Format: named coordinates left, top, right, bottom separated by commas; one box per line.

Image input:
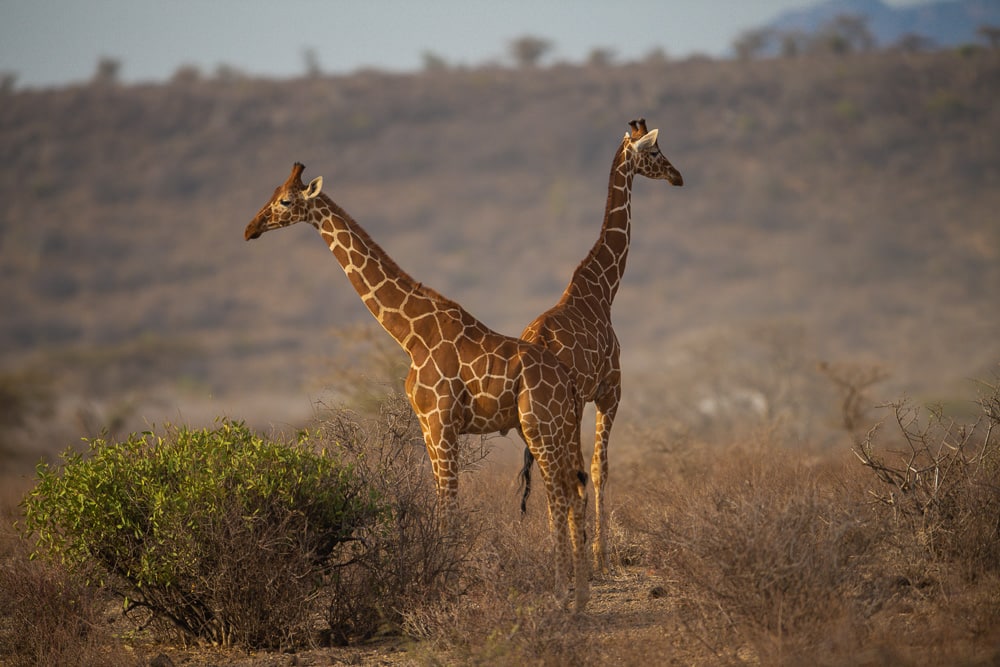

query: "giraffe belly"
left=464, top=400, right=519, bottom=434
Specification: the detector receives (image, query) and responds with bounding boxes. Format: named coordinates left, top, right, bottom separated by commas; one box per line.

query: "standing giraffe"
left=244, top=163, right=590, bottom=611
left=520, top=119, right=683, bottom=573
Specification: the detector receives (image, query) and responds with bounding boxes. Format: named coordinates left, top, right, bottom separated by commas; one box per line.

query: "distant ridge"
left=762, top=0, right=1000, bottom=49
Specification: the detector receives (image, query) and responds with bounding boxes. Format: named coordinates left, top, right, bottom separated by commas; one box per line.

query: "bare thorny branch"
left=849, top=373, right=1000, bottom=548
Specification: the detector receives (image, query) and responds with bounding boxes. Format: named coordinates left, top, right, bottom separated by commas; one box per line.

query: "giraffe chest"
left=529, top=309, right=619, bottom=400
left=458, top=357, right=521, bottom=433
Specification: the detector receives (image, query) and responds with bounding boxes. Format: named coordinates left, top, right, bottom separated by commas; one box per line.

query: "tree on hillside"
left=421, top=50, right=449, bottom=72
left=0, top=72, right=16, bottom=94
left=780, top=30, right=810, bottom=57
left=170, top=64, right=202, bottom=85
left=735, top=13, right=879, bottom=60
left=509, top=35, right=553, bottom=67
left=92, top=57, right=121, bottom=86
left=733, top=28, right=776, bottom=60
left=214, top=63, right=246, bottom=83
left=892, top=33, right=936, bottom=54
left=0, top=370, right=52, bottom=455
left=641, top=47, right=670, bottom=65
left=978, top=25, right=1000, bottom=49
left=810, top=14, right=876, bottom=55
left=302, top=47, right=322, bottom=78
left=587, top=47, right=617, bottom=67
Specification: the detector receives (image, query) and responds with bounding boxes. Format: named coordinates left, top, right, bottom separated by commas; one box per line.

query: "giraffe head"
left=245, top=162, right=324, bottom=240
left=625, top=118, right=683, bottom=186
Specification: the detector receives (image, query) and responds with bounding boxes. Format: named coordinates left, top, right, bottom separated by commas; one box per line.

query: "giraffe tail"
left=517, top=379, right=585, bottom=515
left=518, top=445, right=534, bottom=515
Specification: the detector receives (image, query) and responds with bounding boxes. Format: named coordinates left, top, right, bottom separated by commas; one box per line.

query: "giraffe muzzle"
left=244, top=220, right=265, bottom=240
left=667, top=166, right=684, bottom=187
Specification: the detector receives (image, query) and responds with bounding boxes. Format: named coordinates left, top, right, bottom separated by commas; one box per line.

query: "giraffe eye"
left=278, top=199, right=291, bottom=207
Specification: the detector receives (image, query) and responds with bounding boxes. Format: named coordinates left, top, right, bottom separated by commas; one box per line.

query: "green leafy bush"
left=20, top=419, right=382, bottom=649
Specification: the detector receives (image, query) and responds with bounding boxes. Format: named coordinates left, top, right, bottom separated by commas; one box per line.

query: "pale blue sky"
left=2, top=0, right=931, bottom=88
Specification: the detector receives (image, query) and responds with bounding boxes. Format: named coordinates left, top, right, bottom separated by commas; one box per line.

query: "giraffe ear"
left=633, top=128, right=659, bottom=152
left=303, top=176, right=323, bottom=199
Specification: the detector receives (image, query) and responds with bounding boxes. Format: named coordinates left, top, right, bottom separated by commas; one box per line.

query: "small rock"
left=648, top=585, right=668, bottom=599
left=149, top=654, right=175, bottom=667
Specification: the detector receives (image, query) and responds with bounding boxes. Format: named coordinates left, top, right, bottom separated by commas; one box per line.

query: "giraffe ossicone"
left=245, top=162, right=591, bottom=612
left=519, top=118, right=682, bottom=574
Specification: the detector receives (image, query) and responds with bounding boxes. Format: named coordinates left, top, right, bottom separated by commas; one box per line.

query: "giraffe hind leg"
left=569, top=476, right=591, bottom=612
left=519, top=438, right=587, bottom=517
left=544, top=486, right=574, bottom=610
left=520, top=423, right=575, bottom=609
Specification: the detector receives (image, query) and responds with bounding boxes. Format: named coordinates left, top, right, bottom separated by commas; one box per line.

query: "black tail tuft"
left=519, top=446, right=535, bottom=514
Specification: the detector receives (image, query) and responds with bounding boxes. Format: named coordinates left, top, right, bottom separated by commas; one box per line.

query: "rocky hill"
left=764, top=0, right=1000, bottom=49
left=1, top=48, right=998, bottom=450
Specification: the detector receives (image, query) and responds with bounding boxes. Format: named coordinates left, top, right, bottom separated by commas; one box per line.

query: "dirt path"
left=139, top=566, right=682, bottom=666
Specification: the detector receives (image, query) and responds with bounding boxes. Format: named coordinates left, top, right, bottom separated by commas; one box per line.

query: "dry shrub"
left=169, top=502, right=329, bottom=650
left=0, top=496, right=138, bottom=667
left=853, top=380, right=1000, bottom=579
left=399, top=468, right=596, bottom=666
left=311, top=394, right=482, bottom=644
left=616, top=371, right=1000, bottom=665
left=633, top=442, right=870, bottom=663
left=314, top=394, right=606, bottom=664
left=835, top=375, right=1000, bottom=663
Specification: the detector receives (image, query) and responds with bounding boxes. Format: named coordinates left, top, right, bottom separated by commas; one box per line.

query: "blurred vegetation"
left=0, top=369, right=52, bottom=434
left=0, top=46, right=997, bottom=453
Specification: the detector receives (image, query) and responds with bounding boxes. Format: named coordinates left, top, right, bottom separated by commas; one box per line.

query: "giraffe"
left=244, top=163, right=590, bottom=612
left=519, top=118, right=683, bottom=573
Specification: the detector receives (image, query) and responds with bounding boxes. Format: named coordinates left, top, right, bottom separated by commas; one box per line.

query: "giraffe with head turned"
left=519, top=118, right=683, bottom=573
left=245, top=163, right=590, bottom=611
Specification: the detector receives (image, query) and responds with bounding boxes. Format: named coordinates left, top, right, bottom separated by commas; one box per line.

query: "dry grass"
left=0, top=480, right=141, bottom=667
left=627, top=442, right=868, bottom=663
left=616, top=408, right=1000, bottom=666
left=2, top=383, right=1000, bottom=665
left=3, top=50, right=998, bottom=434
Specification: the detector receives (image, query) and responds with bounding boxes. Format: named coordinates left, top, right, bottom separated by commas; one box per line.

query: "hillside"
left=1, top=49, right=998, bottom=455
left=764, top=0, right=1000, bottom=49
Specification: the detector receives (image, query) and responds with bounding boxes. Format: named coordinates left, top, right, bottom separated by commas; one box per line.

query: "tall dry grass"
left=2, top=378, right=999, bottom=665
left=614, top=377, right=1000, bottom=666
left=0, top=480, right=140, bottom=667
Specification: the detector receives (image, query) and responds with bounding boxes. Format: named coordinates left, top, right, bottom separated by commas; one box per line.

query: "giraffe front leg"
left=592, top=385, right=620, bottom=574
left=417, top=413, right=460, bottom=533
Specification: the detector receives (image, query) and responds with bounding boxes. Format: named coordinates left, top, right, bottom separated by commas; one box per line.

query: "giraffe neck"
left=567, top=137, right=634, bottom=308
left=308, top=192, right=455, bottom=353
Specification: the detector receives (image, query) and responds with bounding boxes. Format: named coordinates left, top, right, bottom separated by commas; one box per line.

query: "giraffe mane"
left=567, top=133, right=630, bottom=285
left=317, top=191, right=461, bottom=309
left=290, top=162, right=455, bottom=307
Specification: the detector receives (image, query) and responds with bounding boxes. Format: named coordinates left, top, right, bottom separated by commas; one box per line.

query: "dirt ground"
left=130, top=566, right=680, bottom=667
